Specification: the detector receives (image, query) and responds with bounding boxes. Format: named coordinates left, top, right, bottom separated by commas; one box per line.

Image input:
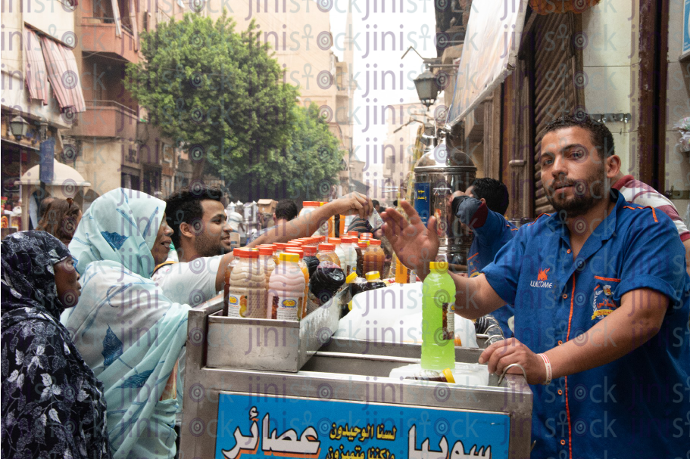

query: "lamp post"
left=9, top=116, right=29, bottom=141
left=413, top=69, right=440, bottom=110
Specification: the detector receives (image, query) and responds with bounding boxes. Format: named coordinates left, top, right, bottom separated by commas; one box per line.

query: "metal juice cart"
left=179, top=291, right=533, bottom=459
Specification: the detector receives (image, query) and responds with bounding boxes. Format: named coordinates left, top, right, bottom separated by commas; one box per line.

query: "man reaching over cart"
left=381, top=115, right=690, bottom=459
left=154, top=186, right=373, bottom=306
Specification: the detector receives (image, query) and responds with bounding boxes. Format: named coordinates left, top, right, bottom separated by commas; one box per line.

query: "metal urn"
left=413, top=139, right=476, bottom=268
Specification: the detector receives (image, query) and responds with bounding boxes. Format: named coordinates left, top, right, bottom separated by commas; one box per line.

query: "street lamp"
left=9, top=116, right=29, bottom=141
left=413, top=69, right=439, bottom=110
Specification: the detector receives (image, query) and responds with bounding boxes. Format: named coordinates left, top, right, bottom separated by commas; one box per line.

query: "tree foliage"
left=236, top=104, right=344, bottom=201
left=126, top=12, right=343, bottom=201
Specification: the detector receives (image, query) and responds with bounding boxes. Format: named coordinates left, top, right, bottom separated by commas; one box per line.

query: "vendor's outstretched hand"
left=381, top=200, right=439, bottom=280
left=478, top=337, right=546, bottom=385
left=330, top=193, right=373, bottom=219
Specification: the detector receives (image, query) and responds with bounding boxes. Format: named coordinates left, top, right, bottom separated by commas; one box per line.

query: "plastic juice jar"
left=223, top=249, right=242, bottom=316
left=227, top=248, right=266, bottom=318
left=285, top=247, right=310, bottom=316
left=274, top=243, right=287, bottom=263
left=259, top=244, right=279, bottom=265
left=299, top=201, right=320, bottom=218
left=361, top=271, right=387, bottom=292
left=267, top=252, right=306, bottom=321
left=363, top=239, right=385, bottom=277
left=395, top=257, right=411, bottom=283
left=318, top=201, right=333, bottom=237
left=339, top=237, right=357, bottom=276
left=421, top=262, right=456, bottom=370
left=330, top=238, right=347, bottom=269
left=302, top=245, right=320, bottom=277
left=355, top=240, right=369, bottom=276
left=258, top=246, right=276, bottom=285
left=317, top=243, right=341, bottom=267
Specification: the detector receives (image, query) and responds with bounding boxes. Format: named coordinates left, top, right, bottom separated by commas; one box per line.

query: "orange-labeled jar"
left=355, top=240, right=369, bottom=276
left=363, top=239, right=385, bottom=277
left=317, top=243, right=341, bottom=267
left=285, top=248, right=310, bottom=318
left=226, top=248, right=266, bottom=318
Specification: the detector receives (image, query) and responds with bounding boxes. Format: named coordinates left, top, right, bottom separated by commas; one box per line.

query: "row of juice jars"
left=222, top=232, right=395, bottom=320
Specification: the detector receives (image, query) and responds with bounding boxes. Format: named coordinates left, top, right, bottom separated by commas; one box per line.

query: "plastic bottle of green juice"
left=421, top=262, right=456, bottom=370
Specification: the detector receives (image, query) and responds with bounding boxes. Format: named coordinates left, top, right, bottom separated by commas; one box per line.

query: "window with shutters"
left=532, top=12, right=582, bottom=216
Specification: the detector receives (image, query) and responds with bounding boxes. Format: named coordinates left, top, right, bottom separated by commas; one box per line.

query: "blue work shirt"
left=455, top=197, right=517, bottom=337
left=482, top=190, right=690, bottom=459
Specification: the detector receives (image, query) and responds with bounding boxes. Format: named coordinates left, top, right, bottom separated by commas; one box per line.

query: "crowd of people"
left=2, top=114, right=689, bottom=459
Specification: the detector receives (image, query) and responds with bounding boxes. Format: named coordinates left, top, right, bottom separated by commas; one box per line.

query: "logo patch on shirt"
left=530, top=268, right=553, bottom=288
left=592, top=284, right=618, bottom=320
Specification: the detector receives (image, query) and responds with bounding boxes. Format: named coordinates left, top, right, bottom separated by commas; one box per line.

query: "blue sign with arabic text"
left=214, top=393, right=509, bottom=459
left=414, top=182, right=431, bottom=226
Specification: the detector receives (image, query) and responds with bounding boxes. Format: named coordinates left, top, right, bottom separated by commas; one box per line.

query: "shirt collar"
left=545, top=189, right=623, bottom=242
left=612, top=175, right=634, bottom=191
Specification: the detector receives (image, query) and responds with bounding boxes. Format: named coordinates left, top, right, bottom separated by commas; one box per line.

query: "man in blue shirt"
left=451, top=178, right=517, bottom=337
left=382, top=115, right=690, bottom=459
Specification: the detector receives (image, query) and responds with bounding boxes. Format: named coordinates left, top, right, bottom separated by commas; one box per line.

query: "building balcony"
left=69, top=100, right=139, bottom=140
left=80, top=17, right=139, bottom=63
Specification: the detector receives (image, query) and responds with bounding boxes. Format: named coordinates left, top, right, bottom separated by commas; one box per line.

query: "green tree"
left=125, top=12, right=298, bottom=195
left=238, top=104, right=344, bottom=201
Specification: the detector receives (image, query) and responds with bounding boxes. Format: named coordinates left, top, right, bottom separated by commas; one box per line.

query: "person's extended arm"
left=247, top=193, right=372, bottom=248
left=214, top=193, right=373, bottom=291
left=451, top=273, right=506, bottom=319
left=480, top=288, right=668, bottom=384
left=382, top=200, right=504, bottom=317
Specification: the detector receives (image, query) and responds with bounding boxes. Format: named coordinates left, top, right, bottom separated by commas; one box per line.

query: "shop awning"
left=40, top=36, right=86, bottom=114
left=24, top=29, right=49, bottom=105
left=446, top=0, right=529, bottom=126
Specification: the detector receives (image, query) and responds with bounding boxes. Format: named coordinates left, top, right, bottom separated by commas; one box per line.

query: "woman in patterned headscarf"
left=61, top=188, right=189, bottom=459
left=1, top=231, right=111, bottom=459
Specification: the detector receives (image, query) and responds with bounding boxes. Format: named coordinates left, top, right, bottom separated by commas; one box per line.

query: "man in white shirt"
left=153, top=185, right=373, bottom=306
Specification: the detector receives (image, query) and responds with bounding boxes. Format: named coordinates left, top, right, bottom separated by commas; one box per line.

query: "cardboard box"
left=257, top=199, right=277, bottom=214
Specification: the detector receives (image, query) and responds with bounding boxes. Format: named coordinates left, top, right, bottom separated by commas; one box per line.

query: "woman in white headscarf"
left=62, top=188, right=188, bottom=459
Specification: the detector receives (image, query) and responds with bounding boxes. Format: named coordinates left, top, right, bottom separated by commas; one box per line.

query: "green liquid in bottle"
left=421, top=262, right=456, bottom=370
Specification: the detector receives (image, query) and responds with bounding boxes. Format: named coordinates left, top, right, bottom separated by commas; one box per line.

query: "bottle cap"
left=360, top=232, right=373, bottom=240
left=258, top=244, right=275, bottom=251
left=287, top=240, right=304, bottom=246
left=429, top=262, right=448, bottom=271
left=319, top=243, right=335, bottom=251
left=346, top=272, right=358, bottom=283
left=236, top=248, right=259, bottom=259
left=341, top=236, right=356, bottom=243
left=347, top=231, right=359, bottom=237
left=369, top=239, right=381, bottom=246
left=303, top=201, right=320, bottom=207
left=285, top=248, right=304, bottom=259
left=258, top=247, right=274, bottom=256
left=279, top=252, right=299, bottom=263
left=357, top=241, right=370, bottom=248
left=274, top=243, right=287, bottom=250
left=233, top=248, right=246, bottom=257
left=285, top=243, right=302, bottom=249
left=329, top=238, right=341, bottom=244
left=442, top=368, right=455, bottom=383
left=365, top=271, right=381, bottom=281
left=317, top=236, right=326, bottom=243
left=303, top=246, right=317, bottom=256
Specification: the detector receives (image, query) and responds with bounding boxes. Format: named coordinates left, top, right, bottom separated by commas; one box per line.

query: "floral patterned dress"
left=1, top=231, right=111, bottom=459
